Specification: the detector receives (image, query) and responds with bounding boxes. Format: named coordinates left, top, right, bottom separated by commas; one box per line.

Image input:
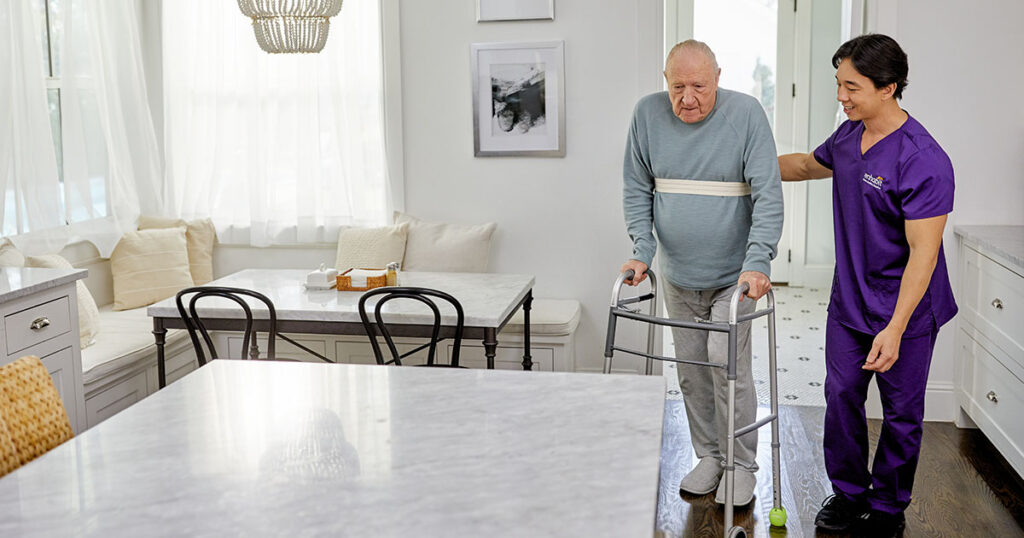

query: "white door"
left=666, top=0, right=799, bottom=283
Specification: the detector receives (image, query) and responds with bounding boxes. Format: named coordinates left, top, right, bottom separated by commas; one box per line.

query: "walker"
left=603, top=269, right=786, bottom=538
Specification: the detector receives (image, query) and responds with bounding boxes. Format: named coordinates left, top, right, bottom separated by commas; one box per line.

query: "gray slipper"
left=679, top=457, right=723, bottom=495
left=714, top=468, right=756, bottom=506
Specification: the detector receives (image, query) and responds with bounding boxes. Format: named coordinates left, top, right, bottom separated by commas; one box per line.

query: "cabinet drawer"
left=4, top=296, right=72, bottom=356
left=967, top=249, right=1024, bottom=362
left=967, top=334, right=1024, bottom=463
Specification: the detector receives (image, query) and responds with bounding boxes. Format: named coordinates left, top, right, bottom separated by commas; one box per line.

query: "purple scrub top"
left=813, top=115, right=957, bottom=337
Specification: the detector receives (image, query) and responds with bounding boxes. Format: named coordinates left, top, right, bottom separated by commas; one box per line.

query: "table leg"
left=521, top=290, right=533, bottom=371
left=153, top=318, right=167, bottom=389
left=483, top=328, right=497, bottom=370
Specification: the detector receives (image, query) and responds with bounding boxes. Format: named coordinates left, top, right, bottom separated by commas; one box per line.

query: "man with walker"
left=778, top=34, right=957, bottom=536
left=620, top=39, right=783, bottom=506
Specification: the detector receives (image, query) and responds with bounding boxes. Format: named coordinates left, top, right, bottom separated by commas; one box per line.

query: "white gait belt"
left=654, top=178, right=751, bottom=196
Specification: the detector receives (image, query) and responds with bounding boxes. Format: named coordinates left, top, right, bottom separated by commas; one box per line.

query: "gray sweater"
left=623, top=88, right=783, bottom=290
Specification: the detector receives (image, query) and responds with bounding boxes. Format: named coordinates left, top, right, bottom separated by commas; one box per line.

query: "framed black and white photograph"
left=476, top=0, right=554, bottom=22
left=471, top=41, right=565, bottom=157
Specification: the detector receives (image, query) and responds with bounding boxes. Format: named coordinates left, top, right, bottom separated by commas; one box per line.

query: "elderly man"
left=621, top=40, right=783, bottom=505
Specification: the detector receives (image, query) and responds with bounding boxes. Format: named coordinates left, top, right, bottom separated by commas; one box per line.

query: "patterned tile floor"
left=663, top=285, right=830, bottom=407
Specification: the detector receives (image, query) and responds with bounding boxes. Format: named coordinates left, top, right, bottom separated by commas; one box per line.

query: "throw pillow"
left=394, top=212, right=497, bottom=272
left=138, top=216, right=217, bottom=285
left=110, top=228, right=194, bottom=311
left=335, top=224, right=408, bottom=271
left=24, top=254, right=101, bottom=349
left=0, top=239, right=25, bottom=267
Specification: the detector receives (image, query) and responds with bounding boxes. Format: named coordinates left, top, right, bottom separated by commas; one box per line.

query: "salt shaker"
left=386, top=262, right=399, bottom=287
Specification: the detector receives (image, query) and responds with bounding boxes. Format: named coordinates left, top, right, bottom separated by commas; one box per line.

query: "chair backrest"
left=358, top=287, right=465, bottom=367
left=0, top=356, right=73, bottom=478
left=175, top=286, right=278, bottom=366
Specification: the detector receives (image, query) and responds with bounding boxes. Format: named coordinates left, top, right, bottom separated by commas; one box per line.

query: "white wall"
left=862, top=0, right=1024, bottom=420
left=397, top=0, right=663, bottom=372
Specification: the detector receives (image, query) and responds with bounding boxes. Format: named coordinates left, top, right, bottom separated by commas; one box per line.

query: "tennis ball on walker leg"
left=769, top=507, right=787, bottom=527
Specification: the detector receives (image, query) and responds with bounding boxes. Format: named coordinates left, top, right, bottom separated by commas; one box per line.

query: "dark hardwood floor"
left=655, top=402, right=1024, bottom=537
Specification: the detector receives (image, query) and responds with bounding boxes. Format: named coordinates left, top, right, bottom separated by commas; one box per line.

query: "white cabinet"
left=0, top=268, right=88, bottom=433
left=954, top=226, right=1024, bottom=478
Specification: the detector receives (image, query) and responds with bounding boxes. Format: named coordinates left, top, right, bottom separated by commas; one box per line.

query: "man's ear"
left=715, top=68, right=721, bottom=83
left=881, top=82, right=897, bottom=100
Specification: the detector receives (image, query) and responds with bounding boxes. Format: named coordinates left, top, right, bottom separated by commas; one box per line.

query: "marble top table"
left=0, top=360, right=665, bottom=537
left=148, top=269, right=536, bottom=386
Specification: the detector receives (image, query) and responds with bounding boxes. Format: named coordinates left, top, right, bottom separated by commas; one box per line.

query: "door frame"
left=665, top=0, right=814, bottom=286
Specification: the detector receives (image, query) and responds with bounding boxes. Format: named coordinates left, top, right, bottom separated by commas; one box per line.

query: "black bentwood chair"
left=358, top=287, right=465, bottom=367
left=175, top=286, right=278, bottom=366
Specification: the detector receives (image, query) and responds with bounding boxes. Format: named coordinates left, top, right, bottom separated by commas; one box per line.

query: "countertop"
left=0, top=360, right=665, bottom=537
left=0, top=267, right=87, bottom=304
left=954, top=225, right=1024, bottom=272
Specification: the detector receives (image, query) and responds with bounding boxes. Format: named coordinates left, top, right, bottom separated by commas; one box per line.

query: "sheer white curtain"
left=61, top=0, right=163, bottom=256
left=162, top=0, right=390, bottom=246
left=0, top=1, right=66, bottom=255
left=0, top=0, right=161, bottom=257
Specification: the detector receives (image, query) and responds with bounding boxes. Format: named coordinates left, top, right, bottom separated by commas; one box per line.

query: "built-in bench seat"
left=503, top=298, right=581, bottom=336
left=82, top=306, right=187, bottom=386
left=444, top=298, right=582, bottom=371
left=81, top=306, right=197, bottom=428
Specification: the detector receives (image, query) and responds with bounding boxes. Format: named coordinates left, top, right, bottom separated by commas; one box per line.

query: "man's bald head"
left=665, top=39, right=719, bottom=71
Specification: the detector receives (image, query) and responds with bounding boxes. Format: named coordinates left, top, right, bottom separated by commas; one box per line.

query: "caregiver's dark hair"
left=832, top=34, right=909, bottom=99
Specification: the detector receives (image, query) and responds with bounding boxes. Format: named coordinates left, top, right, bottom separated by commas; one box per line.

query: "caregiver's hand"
left=863, top=324, right=903, bottom=373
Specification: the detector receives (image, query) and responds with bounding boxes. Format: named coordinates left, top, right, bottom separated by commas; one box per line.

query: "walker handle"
left=728, top=282, right=751, bottom=324
left=611, top=268, right=657, bottom=307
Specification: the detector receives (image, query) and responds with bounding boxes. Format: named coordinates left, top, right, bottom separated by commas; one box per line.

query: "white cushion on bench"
left=501, top=299, right=581, bottom=336
left=82, top=305, right=188, bottom=385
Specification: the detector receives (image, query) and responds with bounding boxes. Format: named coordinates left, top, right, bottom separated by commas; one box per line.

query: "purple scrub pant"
left=823, top=316, right=937, bottom=514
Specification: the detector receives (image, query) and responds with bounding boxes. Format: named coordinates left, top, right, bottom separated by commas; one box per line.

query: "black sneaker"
left=854, top=510, right=906, bottom=537
left=814, top=493, right=869, bottom=532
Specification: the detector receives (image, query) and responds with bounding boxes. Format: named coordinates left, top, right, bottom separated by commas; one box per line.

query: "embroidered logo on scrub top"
left=862, top=173, right=884, bottom=190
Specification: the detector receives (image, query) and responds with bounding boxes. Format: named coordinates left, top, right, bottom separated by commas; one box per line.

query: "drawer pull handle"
left=30, top=317, right=51, bottom=331
left=986, top=391, right=998, bottom=404
left=991, top=298, right=1003, bottom=310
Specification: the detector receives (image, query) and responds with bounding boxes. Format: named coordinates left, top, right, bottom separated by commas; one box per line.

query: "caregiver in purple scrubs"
left=778, top=34, right=956, bottom=537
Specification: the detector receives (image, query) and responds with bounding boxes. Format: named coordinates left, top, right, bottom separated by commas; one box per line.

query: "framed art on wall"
left=476, top=0, right=554, bottom=22
left=471, top=41, right=565, bottom=157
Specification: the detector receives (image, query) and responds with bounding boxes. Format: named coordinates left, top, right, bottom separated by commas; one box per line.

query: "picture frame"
left=476, top=0, right=554, bottom=22
left=471, top=41, right=565, bottom=157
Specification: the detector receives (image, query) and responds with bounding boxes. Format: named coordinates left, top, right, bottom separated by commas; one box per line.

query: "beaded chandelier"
left=237, top=0, right=344, bottom=54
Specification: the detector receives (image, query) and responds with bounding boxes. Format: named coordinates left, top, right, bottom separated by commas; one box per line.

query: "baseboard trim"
left=799, top=264, right=834, bottom=288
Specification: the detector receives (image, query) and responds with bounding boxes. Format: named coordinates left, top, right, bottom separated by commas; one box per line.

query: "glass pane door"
left=693, top=0, right=778, bottom=128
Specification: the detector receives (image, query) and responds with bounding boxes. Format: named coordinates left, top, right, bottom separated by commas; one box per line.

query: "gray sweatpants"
left=663, top=279, right=759, bottom=472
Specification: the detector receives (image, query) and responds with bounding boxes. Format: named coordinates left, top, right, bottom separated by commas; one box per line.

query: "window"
left=2, top=0, right=109, bottom=238
left=162, top=0, right=390, bottom=246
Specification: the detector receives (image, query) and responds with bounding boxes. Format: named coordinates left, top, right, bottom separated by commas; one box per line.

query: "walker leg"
left=767, top=296, right=786, bottom=527
left=645, top=282, right=657, bottom=375
left=724, top=377, right=736, bottom=534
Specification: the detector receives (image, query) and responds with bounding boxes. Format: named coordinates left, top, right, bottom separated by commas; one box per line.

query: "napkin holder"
left=337, top=268, right=387, bottom=292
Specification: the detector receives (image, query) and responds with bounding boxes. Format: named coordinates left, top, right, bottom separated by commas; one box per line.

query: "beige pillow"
left=394, top=212, right=497, bottom=272
left=138, top=216, right=217, bottom=285
left=110, top=228, right=194, bottom=311
left=0, top=239, right=25, bottom=267
left=335, top=224, right=408, bottom=271
left=24, top=254, right=101, bottom=349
